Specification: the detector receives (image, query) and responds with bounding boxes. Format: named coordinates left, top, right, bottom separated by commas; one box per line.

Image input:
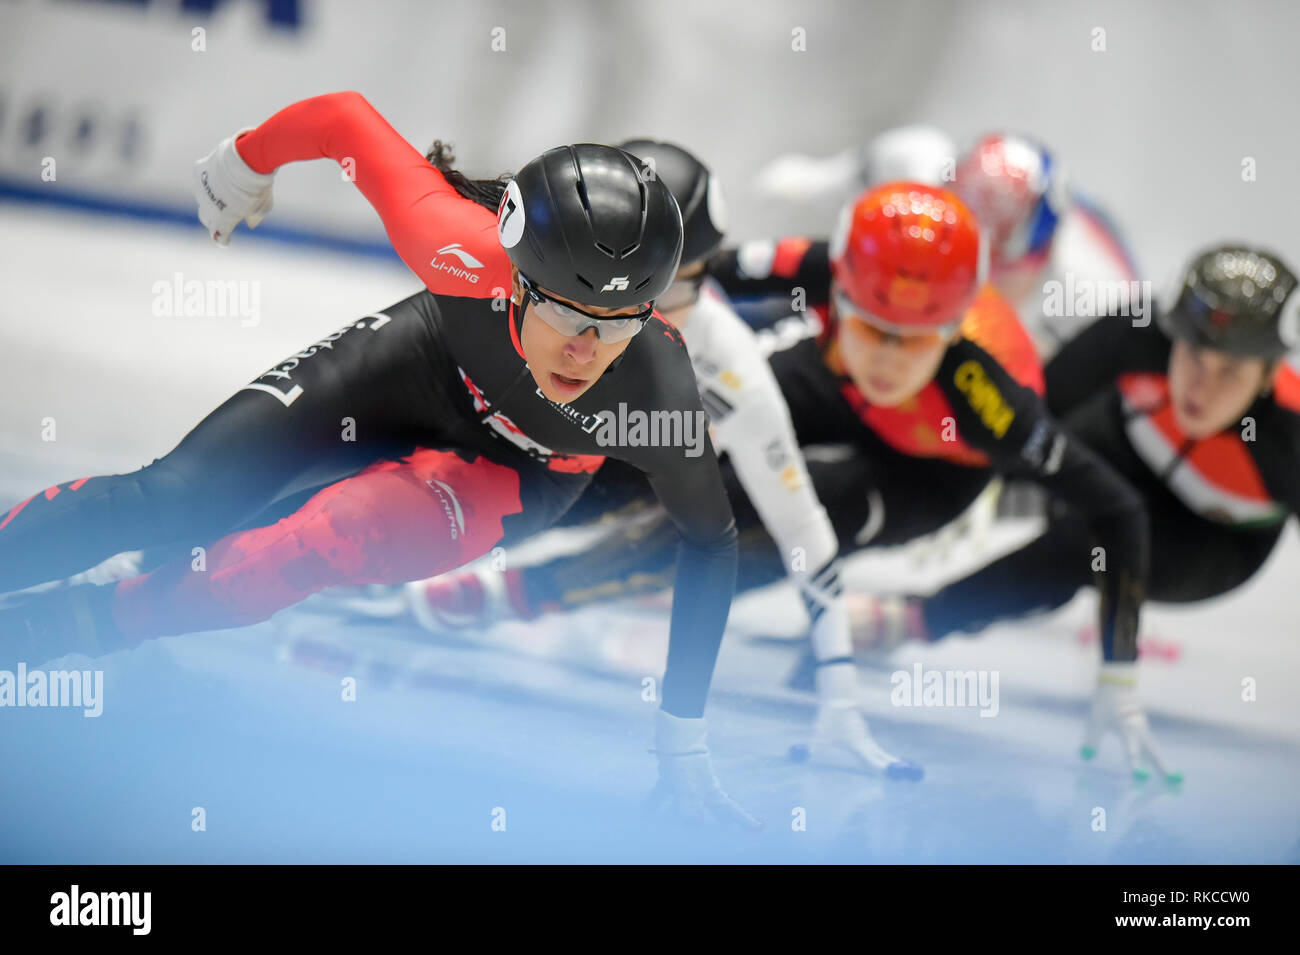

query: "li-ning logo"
left=601, top=275, right=629, bottom=293
left=430, top=243, right=484, bottom=284
left=425, top=478, right=466, bottom=540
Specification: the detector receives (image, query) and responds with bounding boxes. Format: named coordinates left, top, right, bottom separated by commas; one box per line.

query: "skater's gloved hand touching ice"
left=798, top=579, right=924, bottom=779
left=646, top=710, right=762, bottom=830
left=193, top=129, right=275, bottom=245
left=809, top=660, right=924, bottom=780
left=1082, top=661, right=1181, bottom=784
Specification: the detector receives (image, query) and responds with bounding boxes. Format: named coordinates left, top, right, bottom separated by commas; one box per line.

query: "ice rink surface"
left=1, top=206, right=1297, bottom=863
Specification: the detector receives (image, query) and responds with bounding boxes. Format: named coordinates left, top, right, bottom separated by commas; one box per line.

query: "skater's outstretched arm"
left=197, top=91, right=511, bottom=297
left=608, top=323, right=740, bottom=720
left=943, top=338, right=1150, bottom=663
left=638, top=430, right=739, bottom=720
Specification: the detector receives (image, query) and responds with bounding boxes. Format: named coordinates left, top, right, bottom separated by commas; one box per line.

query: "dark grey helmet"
left=496, top=144, right=684, bottom=308
left=1159, top=245, right=1300, bottom=359
left=618, top=139, right=726, bottom=265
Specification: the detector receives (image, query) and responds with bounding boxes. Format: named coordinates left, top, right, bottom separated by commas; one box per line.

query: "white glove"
left=805, top=661, right=924, bottom=780
left=193, top=128, right=275, bottom=245
left=1081, top=661, right=1180, bottom=784
left=646, top=710, right=762, bottom=829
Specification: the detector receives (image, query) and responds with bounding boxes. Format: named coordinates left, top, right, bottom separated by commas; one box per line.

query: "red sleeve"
left=707, top=237, right=832, bottom=306
left=234, top=91, right=512, bottom=298
left=1275, top=361, right=1300, bottom=414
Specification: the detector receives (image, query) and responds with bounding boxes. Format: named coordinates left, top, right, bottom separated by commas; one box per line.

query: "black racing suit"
left=922, top=310, right=1300, bottom=648
left=0, top=290, right=738, bottom=717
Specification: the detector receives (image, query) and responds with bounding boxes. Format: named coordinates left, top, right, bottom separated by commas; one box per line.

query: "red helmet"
left=830, top=181, right=988, bottom=332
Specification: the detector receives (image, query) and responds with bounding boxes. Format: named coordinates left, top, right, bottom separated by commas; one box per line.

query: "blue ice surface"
left=2, top=613, right=1297, bottom=865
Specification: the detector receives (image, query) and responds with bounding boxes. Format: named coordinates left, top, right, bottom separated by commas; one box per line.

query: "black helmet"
left=1158, top=245, right=1300, bottom=359
left=496, top=144, right=683, bottom=309
left=618, top=138, right=727, bottom=265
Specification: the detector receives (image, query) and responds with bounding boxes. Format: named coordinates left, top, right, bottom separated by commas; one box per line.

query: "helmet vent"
left=619, top=243, right=641, bottom=258
left=594, top=241, right=617, bottom=258
left=574, top=179, right=593, bottom=219
left=634, top=276, right=653, bottom=292
left=574, top=273, right=595, bottom=292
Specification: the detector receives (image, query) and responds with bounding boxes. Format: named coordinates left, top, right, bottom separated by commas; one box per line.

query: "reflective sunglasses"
left=832, top=285, right=961, bottom=353
left=519, top=273, right=653, bottom=344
